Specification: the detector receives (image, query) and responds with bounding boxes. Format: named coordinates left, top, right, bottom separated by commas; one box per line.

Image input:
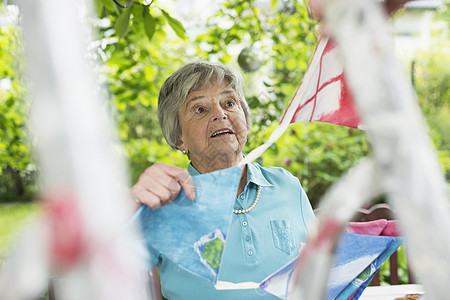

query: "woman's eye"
left=194, top=106, right=205, bottom=114
left=226, top=100, right=235, bottom=107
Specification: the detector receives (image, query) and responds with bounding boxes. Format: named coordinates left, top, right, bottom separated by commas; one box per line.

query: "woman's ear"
left=176, top=139, right=183, bottom=149
left=176, top=141, right=186, bottom=154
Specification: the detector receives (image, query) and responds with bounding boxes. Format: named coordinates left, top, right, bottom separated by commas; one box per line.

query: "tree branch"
left=112, top=0, right=155, bottom=8
left=112, top=0, right=134, bottom=8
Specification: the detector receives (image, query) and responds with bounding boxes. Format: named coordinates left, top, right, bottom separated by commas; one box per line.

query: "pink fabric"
left=347, top=220, right=401, bottom=237
left=381, top=221, right=401, bottom=237
left=347, top=219, right=387, bottom=236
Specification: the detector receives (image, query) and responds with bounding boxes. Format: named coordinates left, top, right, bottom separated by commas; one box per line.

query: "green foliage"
left=91, top=0, right=192, bottom=184
left=249, top=123, right=370, bottom=206
left=414, top=37, right=450, bottom=181
left=0, top=203, right=39, bottom=253
left=377, top=245, right=411, bottom=285
left=125, top=139, right=189, bottom=185
left=93, top=0, right=187, bottom=42
left=143, top=8, right=156, bottom=41
left=0, top=17, right=38, bottom=203
left=195, top=0, right=317, bottom=107
left=160, top=9, right=187, bottom=39
left=114, top=4, right=133, bottom=38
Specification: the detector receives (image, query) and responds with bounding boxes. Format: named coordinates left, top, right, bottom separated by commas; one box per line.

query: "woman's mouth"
left=210, top=129, right=234, bottom=138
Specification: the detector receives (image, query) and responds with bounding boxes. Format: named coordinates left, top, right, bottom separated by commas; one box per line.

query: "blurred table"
left=360, top=284, right=425, bottom=299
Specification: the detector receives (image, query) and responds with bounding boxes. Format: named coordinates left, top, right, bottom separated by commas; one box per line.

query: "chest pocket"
left=270, top=220, right=296, bottom=255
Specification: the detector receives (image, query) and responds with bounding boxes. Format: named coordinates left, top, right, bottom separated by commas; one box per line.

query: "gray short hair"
left=158, top=60, right=252, bottom=149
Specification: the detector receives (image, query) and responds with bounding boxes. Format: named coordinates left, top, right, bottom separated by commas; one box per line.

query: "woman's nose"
left=211, top=105, right=228, bottom=121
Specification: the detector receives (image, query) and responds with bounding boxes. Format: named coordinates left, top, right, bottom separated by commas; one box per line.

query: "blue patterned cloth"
left=328, top=233, right=403, bottom=299
left=130, top=167, right=241, bottom=283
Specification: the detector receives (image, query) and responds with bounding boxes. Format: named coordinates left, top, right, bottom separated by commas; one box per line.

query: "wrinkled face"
left=177, top=81, right=248, bottom=169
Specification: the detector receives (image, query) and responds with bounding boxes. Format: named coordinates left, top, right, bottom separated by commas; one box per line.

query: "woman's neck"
left=190, top=154, right=247, bottom=197
left=190, top=153, right=244, bottom=174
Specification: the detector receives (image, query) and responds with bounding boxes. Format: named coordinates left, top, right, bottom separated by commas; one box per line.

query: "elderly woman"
left=131, top=60, right=315, bottom=299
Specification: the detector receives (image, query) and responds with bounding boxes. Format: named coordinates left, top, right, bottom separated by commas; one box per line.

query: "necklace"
left=233, top=186, right=261, bottom=214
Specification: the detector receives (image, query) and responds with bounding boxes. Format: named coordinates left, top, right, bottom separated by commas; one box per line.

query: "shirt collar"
left=187, top=163, right=201, bottom=176
left=246, top=162, right=273, bottom=187
left=187, top=162, right=273, bottom=187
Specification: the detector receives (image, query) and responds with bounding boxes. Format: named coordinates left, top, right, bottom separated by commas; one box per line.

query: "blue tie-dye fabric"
left=259, top=232, right=403, bottom=300
left=327, top=232, right=403, bottom=299
left=333, top=234, right=404, bottom=300
left=131, top=166, right=241, bottom=284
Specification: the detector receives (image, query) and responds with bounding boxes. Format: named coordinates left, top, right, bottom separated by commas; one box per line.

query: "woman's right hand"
left=131, top=163, right=196, bottom=210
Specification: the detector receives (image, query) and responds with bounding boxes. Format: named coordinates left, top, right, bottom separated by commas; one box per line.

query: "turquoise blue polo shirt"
left=151, top=162, right=315, bottom=299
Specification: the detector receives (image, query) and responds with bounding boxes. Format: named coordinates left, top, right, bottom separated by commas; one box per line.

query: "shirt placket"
left=236, top=187, right=257, bottom=265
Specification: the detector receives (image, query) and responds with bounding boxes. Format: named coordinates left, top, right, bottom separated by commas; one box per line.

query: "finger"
left=139, top=171, right=182, bottom=199
left=150, top=164, right=196, bottom=200
left=153, top=171, right=193, bottom=202
left=141, top=163, right=195, bottom=201
left=131, top=184, right=162, bottom=210
left=166, top=177, right=182, bottom=194
left=160, top=191, right=178, bottom=207
left=145, top=180, right=173, bottom=203
left=175, top=171, right=196, bottom=200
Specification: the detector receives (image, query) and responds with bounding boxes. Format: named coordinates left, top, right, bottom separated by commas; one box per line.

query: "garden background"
left=0, top=0, right=448, bottom=286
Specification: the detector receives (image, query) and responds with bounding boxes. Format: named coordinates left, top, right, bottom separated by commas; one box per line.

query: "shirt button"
left=242, top=221, right=248, bottom=226
left=245, top=236, right=251, bottom=242
left=248, top=250, right=253, bottom=256
left=240, top=194, right=244, bottom=199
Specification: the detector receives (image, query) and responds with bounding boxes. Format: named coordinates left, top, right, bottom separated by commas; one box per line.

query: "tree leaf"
left=160, top=9, right=187, bottom=39
left=271, top=0, right=278, bottom=9
left=101, top=0, right=118, bottom=12
left=115, top=5, right=133, bottom=38
left=133, top=5, right=144, bottom=23
left=143, top=8, right=156, bottom=41
left=93, top=0, right=104, bottom=16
